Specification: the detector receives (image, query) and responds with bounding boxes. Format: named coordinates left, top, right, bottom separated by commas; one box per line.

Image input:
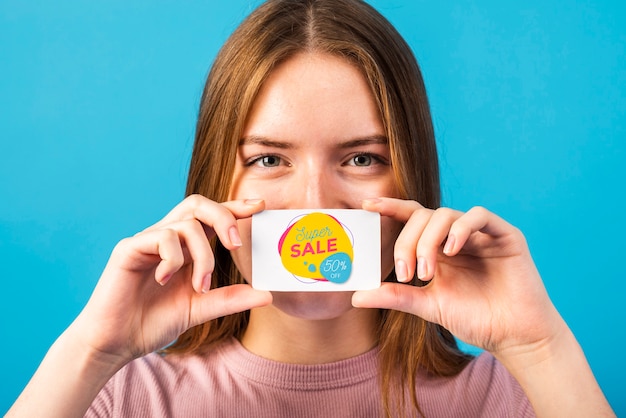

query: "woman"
left=8, top=0, right=614, bottom=417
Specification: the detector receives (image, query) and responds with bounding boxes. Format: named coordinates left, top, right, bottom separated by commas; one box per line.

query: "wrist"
left=492, top=314, right=570, bottom=374
left=63, top=317, right=132, bottom=375
left=7, top=324, right=129, bottom=418
left=492, top=318, right=614, bottom=417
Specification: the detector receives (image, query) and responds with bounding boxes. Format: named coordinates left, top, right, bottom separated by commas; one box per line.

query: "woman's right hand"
left=71, top=194, right=272, bottom=366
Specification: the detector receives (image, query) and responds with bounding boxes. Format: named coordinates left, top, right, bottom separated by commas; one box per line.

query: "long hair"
left=166, top=1, right=472, bottom=416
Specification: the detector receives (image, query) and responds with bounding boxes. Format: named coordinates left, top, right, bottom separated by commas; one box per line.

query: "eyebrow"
left=337, top=135, right=388, bottom=149
left=239, top=135, right=294, bottom=149
left=239, top=135, right=388, bottom=148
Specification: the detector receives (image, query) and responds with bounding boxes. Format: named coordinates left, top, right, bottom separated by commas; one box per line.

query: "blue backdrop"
left=1, top=0, right=624, bottom=414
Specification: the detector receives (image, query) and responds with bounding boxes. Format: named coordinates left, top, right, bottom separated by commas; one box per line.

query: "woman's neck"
left=240, top=295, right=380, bottom=364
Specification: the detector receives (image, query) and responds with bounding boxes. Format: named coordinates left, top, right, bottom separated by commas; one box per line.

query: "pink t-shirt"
left=86, top=338, right=535, bottom=417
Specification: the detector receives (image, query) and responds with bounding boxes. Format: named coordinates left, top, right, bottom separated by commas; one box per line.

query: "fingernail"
left=351, top=292, right=363, bottom=307
left=160, top=273, right=172, bottom=286
left=395, top=259, right=409, bottom=282
left=201, top=273, right=212, bottom=293
left=417, top=257, right=427, bottom=279
left=229, top=226, right=242, bottom=247
left=362, top=198, right=382, bottom=205
left=244, top=199, right=263, bottom=205
left=443, top=234, right=456, bottom=255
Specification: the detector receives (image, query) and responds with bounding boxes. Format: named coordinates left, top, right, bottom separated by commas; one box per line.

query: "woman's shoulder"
left=85, top=338, right=239, bottom=417
left=418, top=351, right=535, bottom=417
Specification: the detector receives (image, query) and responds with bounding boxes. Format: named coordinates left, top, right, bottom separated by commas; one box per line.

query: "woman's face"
left=229, top=52, right=402, bottom=319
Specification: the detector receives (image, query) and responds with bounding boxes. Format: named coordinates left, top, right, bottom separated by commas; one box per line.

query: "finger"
left=205, top=199, right=266, bottom=251
left=155, top=219, right=216, bottom=294
left=415, top=207, right=463, bottom=280
left=352, top=283, right=437, bottom=322
left=361, top=197, right=430, bottom=283
left=189, top=284, right=273, bottom=326
left=146, top=195, right=265, bottom=250
left=443, top=206, right=518, bottom=256
left=220, top=198, right=266, bottom=219
left=154, top=195, right=265, bottom=227
left=114, top=229, right=186, bottom=285
left=393, top=208, right=434, bottom=282
left=361, top=197, right=424, bottom=222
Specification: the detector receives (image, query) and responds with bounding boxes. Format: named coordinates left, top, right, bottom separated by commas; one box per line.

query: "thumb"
left=352, top=282, right=435, bottom=319
left=189, top=284, right=272, bottom=327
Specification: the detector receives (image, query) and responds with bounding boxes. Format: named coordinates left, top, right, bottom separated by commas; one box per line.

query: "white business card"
left=251, top=209, right=381, bottom=291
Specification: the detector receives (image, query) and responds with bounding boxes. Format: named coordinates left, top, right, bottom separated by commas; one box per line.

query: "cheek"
left=230, top=217, right=253, bottom=283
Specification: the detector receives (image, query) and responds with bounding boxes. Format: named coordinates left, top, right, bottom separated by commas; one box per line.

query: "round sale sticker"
left=277, top=212, right=354, bottom=283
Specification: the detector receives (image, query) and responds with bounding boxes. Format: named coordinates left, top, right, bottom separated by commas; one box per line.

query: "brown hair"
left=167, top=0, right=472, bottom=416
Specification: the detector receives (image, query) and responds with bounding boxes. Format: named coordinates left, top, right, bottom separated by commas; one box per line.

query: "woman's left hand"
left=352, top=197, right=563, bottom=359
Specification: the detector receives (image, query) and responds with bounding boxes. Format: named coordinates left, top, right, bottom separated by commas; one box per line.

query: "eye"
left=343, top=152, right=390, bottom=170
left=247, top=155, right=283, bottom=167
left=352, top=154, right=372, bottom=166
left=259, top=155, right=281, bottom=167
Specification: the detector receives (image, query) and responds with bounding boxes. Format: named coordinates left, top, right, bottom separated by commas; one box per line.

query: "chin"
left=270, top=291, right=356, bottom=321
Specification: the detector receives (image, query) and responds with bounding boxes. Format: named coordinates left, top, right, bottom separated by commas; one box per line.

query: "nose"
left=303, top=167, right=328, bottom=208
left=286, top=162, right=347, bottom=209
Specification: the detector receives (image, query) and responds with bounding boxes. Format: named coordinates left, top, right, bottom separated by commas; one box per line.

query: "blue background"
left=1, top=0, right=624, bottom=414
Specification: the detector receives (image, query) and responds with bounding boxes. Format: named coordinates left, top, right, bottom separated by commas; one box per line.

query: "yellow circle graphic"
left=278, top=212, right=354, bottom=283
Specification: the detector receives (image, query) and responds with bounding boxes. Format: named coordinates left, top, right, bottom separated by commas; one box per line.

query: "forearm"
left=7, top=325, right=126, bottom=418
left=496, top=320, right=615, bottom=418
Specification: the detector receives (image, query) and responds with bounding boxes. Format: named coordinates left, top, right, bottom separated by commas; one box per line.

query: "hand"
left=71, top=195, right=272, bottom=366
left=353, top=197, right=562, bottom=358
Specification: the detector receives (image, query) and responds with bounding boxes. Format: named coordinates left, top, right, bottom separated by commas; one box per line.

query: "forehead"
left=242, top=52, right=384, bottom=143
